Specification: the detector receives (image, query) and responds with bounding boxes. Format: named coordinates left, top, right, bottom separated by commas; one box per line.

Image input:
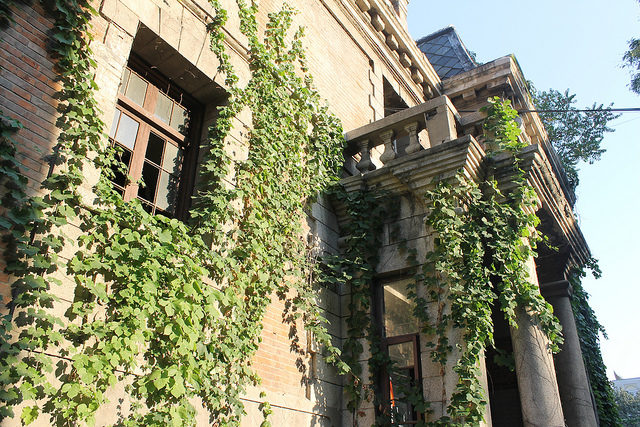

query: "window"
left=379, top=278, right=423, bottom=425
left=108, top=59, right=201, bottom=218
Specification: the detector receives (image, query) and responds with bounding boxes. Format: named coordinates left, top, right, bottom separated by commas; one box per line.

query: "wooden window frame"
left=110, top=58, right=203, bottom=219
left=373, top=278, right=424, bottom=425
left=383, top=333, right=422, bottom=426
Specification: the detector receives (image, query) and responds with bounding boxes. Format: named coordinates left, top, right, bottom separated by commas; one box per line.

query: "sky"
left=407, top=0, right=640, bottom=380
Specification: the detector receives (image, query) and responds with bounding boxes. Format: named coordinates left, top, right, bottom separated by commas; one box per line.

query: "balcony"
left=337, top=93, right=589, bottom=273
left=343, top=95, right=462, bottom=175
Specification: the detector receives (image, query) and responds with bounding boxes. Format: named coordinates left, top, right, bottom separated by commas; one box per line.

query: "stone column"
left=510, top=304, right=565, bottom=426
left=542, top=280, right=598, bottom=427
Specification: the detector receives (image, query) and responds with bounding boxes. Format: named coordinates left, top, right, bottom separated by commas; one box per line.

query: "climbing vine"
left=320, top=186, right=386, bottom=420
left=570, top=266, right=621, bottom=426
left=322, top=186, right=432, bottom=426
left=0, top=1, right=618, bottom=426
left=0, top=0, right=347, bottom=426
left=411, top=97, right=563, bottom=425
left=318, top=98, right=565, bottom=426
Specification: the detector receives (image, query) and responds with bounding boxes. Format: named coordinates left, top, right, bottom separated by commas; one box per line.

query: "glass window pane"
left=154, top=92, right=173, bottom=124
left=140, top=201, right=154, bottom=214
left=110, top=148, right=131, bottom=189
left=170, top=104, right=189, bottom=133
left=109, top=109, right=121, bottom=139
left=388, top=341, right=417, bottom=425
left=156, top=171, right=179, bottom=212
left=114, top=113, right=139, bottom=150
left=388, top=342, right=414, bottom=368
left=118, top=68, right=130, bottom=95
left=383, top=280, right=419, bottom=337
left=145, top=132, right=165, bottom=165
left=125, top=72, right=148, bottom=106
left=138, top=162, right=159, bottom=203
left=162, top=142, right=181, bottom=174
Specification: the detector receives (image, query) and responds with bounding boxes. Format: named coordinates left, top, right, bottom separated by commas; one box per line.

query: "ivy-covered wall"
left=0, top=1, right=373, bottom=425
left=0, top=0, right=447, bottom=424
left=0, top=1, right=619, bottom=426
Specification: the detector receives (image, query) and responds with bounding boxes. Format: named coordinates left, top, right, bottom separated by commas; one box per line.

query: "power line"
left=384, top=107, right=640, bottom=113
left=501, top=108, right=640, bottom=114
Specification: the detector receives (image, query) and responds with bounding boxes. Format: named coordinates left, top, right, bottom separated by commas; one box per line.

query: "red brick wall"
left=254, top=295, right=310, bottom=395
left=0, top=4, right=60, bottom=304
left=0, top=4, right=60, bottom=190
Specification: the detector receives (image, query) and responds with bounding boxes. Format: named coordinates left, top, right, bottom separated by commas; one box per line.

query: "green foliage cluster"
left=624, top=9, right=640, bottom=97
left=613, top=388, right=640, bottom=426
left=0, top=0, right=347, bottom=425
left=322, top=187, right=434, bottom=425
left=569, top=268, right=622, bottom=426
left=320, top=187, right=387, bottom=418
left=323, top=98, right=564, bottom=427
left=412, top=97, right=563, bottom=425
left=624, top=38, right=640, bottom=95
left=530, top=87, right=618, bottom=190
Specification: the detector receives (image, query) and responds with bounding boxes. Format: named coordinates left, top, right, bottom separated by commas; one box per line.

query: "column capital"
left=541, top=280, right=572, bottom=299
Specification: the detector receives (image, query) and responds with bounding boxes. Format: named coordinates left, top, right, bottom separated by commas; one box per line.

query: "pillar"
left=510, top=304, right=565, bottom=427
left=542, top=280, right=598, bottom=427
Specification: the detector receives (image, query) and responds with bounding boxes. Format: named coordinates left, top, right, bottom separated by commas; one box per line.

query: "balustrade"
left=344, top=95, right=461, bottom=174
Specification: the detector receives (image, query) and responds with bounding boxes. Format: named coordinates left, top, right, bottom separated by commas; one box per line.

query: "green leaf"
left=170, top=381, right=186, bottom=398
left=20, top=406, right=39, bottom=425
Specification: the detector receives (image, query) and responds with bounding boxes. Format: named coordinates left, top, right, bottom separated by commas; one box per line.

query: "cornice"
left=344, top=0, right=441, bottom=103
left=335, top=135, right=485, bottom=226
left=445, top=55, right=576, bottom=206
left=491, top=145, right=590, bottom=267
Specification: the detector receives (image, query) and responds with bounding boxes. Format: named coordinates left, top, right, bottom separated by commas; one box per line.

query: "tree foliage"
left=614, top=388, right=640, bottom=426
left=623, top=0, right=640, bottom=95
left=531, top=87, right=618, bottom=190
left=623, top=38, right=640, bottom=95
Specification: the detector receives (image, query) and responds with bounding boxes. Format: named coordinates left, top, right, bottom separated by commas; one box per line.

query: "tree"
left=623, top=38, right=640, bottom=95
left=530, top=87, right=619, bottom=190
left=614, top=387, right=640, bottom=426
left=623, top=0, right=640, bottom=94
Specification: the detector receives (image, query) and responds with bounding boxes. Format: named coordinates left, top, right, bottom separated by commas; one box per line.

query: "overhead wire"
left=384, top=106, right=640, bottom=113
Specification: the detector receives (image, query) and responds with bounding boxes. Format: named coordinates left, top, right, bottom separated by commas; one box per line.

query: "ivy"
left=0, top=1, right=617, bottom=425
left=320, top=186, right=386, bottom=420
left=318, top=98, right=567, bottom=427
left=413, top=97, right=563, bottom=425
left=569, top=267, right=621, bottom=426
left=1, top=0, right=347, bottom=425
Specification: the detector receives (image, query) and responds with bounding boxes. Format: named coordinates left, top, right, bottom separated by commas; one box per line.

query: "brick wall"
left=0, top=4, right=59, bottom=195
left=0, top=3, right=60, bottom=306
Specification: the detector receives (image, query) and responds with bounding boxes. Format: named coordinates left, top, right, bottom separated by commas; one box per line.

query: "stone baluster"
left=378, top=129, right=396, bottom=165
left=404, top=121, right=424, bottom=154
left=427, top=102, right=458, bottom=147
left=355, top=139, right=375, bottom=173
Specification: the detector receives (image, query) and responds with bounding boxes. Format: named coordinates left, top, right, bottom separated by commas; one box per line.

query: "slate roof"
left=416, top=26, right=477, bottom=80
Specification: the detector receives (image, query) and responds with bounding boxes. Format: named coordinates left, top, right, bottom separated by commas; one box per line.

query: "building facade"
left=0, top=0, right=601, bottom=426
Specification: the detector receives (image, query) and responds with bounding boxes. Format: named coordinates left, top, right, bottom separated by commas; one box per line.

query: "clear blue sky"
left=407, top=0, right=640, bottom=380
